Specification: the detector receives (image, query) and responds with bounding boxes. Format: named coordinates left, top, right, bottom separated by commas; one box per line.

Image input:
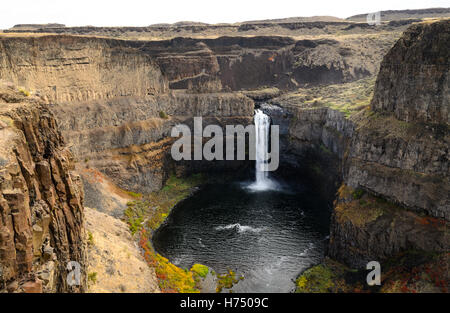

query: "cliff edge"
left=0, top=83, right=86, bottom=292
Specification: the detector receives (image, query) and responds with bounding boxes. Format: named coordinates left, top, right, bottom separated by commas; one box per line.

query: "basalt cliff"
left=0, top=86, right=85, bottom=292
left=289, top=20, right=449, bottom=292
left=0, top=12, right=448, bottom=293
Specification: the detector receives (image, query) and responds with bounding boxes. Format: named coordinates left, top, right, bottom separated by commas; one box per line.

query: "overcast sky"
left=2, top=0, right=448, bottom=29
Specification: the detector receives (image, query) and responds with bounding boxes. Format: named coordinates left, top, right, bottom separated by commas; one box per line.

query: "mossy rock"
left=295, top=264, right=336, bottom=293
left=191, top=264, right=209, bottom=278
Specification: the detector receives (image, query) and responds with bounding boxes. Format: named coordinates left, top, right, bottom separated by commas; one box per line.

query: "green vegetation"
left=87, top=231, right=94, bottom=246
left=124, top=173, right=203, bottom=232
left=279, top=76, right=376, bottom=117
left=319, top=144, right=332, bottom=156
left=124, top=173, right=207, bottom=293
left=352, top=188, right=365, bottom=200
left=336, top=184, right=386, bottom=226
left=295, top=258, right=363, bottom=293
left=335, top=197, right=384, bottom=227
left=88, top=272, right=97, bottom=284
left=216, top=270, right=244, bottom=293
left=191, top=264, right=209, bottom=279
left=139, top=229, right=200, bottom=293
left=126, top=191, right=143, bottom=199
left=296, top=264, right=336, bottom=293
left=18, top=87, right=30, bottom=97
left=159, top=110, right=169, bottom=119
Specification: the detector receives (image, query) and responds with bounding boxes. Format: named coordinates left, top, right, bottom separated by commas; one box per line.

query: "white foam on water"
left=215, top=223, right=264, bottom=233
left=198, top=237, right=206, bottom=248
left=298, top=242, right=315, bottom=256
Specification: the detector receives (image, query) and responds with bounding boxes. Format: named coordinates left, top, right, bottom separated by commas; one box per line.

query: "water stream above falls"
left=152, top=178, right=331, bottom=292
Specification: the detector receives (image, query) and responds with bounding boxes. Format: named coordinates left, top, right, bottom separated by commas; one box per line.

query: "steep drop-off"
left=0, top=34, right=255, bottom=198
left=0, top=84, right=85, bottom=292
left=0, top=17, right=448, bottom=293
left=0, top=30, right=398, bottom=201
left=275, top=20, right=449, bottom=290
left=329, top=20, right=449, bottom=269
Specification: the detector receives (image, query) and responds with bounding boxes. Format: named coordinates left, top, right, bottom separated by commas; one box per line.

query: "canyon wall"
left=329, top=20, right=449, bottom=267
left=140, top=35, right=392, bottom=91
left=0, top=85, right=86, bottom=292
left=0, top=34, right=255, bottom=197
left=269, top=20, right=449, bottom=268
left=345, top=20, right=449, bottom=221
left=0, top=18, right=447, bottom=292
left=0, top=32, right=391, bottom=198
left=0, top=35, right=168, bottom=103
left=371, top=20, right=449, bottom=124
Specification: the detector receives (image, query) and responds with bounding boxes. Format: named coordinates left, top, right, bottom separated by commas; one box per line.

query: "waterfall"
left=255, top=109, right=270, bottom=184
left=248, top=109, right=278, bottom=191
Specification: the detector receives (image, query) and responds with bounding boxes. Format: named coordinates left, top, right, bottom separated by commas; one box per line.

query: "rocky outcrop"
left=346, top=20, right=449, bottom=221
left=0, top=35, right=168, bottom=103
left=142, top=35, right=394, bottom=91
left=344, top=113, right=449, bottom=221
left=272, top=20, right=449, bottom=269
left=0, top=85, right=86, bottom=292
left=328, top=184, right=448, bottom=268
left=371, top=20, right=449, bottom=124
left=329, top=20, right=449, bottom=267
left=0, top=34, right=255, bottom=196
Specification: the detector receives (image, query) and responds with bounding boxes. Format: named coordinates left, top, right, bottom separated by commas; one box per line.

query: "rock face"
left=0, top=86, right=86, bottom=292
left=50, top=91, right=253, bottom=194
left=0, top=31, right=396, bottom=197
left=332, top=21, right=449, bottom=267
left=344, top=113, right=449, bottom=221
left=328, top=184, right=448, bottom=268
left=0, top=35, right=255, bottom=195
left=371, top=20, right=449, bottom=124
left=140, top=35, right=392, bottom=91
left=346, top=20, right=449, bottom=221
left=271, top=20, right=449, bottom=269
left=0, top=35, right=168, bottom=103
left=0, top=16, right=447, bottom=291
left=0, top=33, right=395, bottom=95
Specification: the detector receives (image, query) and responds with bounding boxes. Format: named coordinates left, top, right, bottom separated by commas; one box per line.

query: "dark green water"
left=153, top=178, right=331, bottom=292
